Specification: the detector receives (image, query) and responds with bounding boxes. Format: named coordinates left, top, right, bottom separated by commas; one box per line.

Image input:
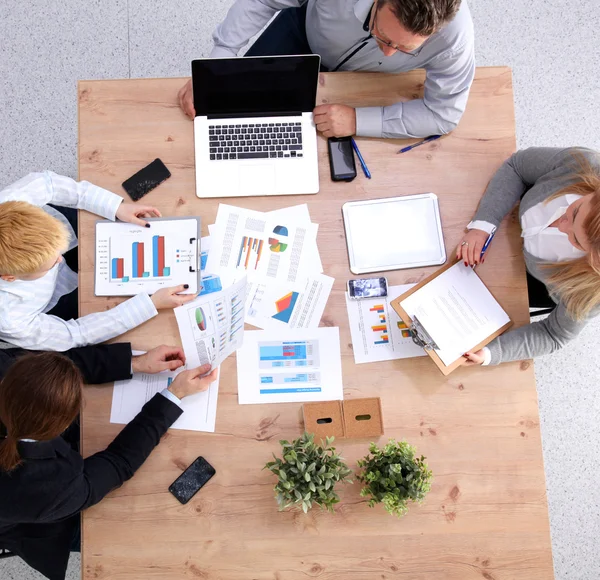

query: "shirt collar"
left=354, top=0, right=375, bottom=26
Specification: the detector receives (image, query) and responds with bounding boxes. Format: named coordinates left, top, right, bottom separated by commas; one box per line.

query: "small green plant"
left=357, top=439, right=432, bottom=518
left=265, top=433, right=352, bottom=513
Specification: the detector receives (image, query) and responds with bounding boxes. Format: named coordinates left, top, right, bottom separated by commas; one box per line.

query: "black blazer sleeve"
left=0, top=343, right=133, bottom=384
left=63, top=342, right=133, bottom=384
left=45, top=393, right=183, bottom=520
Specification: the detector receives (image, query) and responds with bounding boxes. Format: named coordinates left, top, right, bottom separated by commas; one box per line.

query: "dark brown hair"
left=0, top=353, right=82, bottom=472
left=381, top=0, right=462, bottom=36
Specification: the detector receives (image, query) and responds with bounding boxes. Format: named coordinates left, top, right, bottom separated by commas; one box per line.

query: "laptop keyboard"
left=208, top=122, right=303, bottom=161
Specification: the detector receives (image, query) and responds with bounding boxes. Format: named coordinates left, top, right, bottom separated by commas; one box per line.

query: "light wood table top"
left=78, top=67, right=554, bottom=580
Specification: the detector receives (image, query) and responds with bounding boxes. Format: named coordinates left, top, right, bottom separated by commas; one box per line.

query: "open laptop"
left=192, top=55, right=320, bottom=198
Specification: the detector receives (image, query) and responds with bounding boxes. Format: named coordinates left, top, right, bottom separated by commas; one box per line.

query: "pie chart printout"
left=269, top=225, right=289, bottom=253
left=195, top=307, right=207, bottom=331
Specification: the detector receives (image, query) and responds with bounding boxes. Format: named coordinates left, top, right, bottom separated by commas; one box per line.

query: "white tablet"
left=342, top=194, right=446, bottom=274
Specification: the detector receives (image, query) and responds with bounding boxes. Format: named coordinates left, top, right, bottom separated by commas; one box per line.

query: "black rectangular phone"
left=122, top=158, right=171, bottom=201
left=168, top=457, right=215, bottom=504
left=327, top=137, right=357, bottom=182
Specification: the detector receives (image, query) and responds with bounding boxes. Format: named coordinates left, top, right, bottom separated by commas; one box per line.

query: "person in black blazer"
left=0, top=342, right=217, bottom=580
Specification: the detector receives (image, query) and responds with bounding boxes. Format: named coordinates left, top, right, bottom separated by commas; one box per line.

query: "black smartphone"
left=122, top=158, right=171, bottom=201
left=168, top=456, right=216, bottom=505
left=347, top=277, right=388, bottom=300
left=327, top=137, right=357, bottom=182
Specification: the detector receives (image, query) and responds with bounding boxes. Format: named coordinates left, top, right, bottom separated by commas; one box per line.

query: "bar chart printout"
left=96, top=219, right=200, bottom=296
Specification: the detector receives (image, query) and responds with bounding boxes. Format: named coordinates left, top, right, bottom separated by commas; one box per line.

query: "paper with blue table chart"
left=95, top=218, right=200, bottom=296
left=110, top=360, right=220, bottom=433
left=174, top=276, right=247, bottom=371
left=236, top=328, right=344, bottom=405
left=345, top=284, right=427, bottom=364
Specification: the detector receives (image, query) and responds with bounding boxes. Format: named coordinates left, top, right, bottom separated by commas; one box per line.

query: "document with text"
left=400, top=263, right=511, bottom=366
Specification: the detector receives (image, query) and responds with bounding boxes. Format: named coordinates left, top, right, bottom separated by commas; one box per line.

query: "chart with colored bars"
left=345, top=284, right=426, bottom=364
left=95, top=219, right=200, bottom=296
left=236, top=225, right=289, bottom=270
left=111, top=235, right=171, bottom=282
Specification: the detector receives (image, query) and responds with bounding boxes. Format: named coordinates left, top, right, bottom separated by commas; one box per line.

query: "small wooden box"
left=343, top=398, right=384, bottom=439
left=302, top=400, right=345, bottom=439
left=302, top=398, right=384, bottom=439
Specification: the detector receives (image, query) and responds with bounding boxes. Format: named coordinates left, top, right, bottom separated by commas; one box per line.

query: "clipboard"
left=94, top=216, right=202, bottom=297
left=389, top=261, right=513, bottom=375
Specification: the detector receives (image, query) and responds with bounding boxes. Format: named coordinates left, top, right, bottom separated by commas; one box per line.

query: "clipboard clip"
left=409, top=315, right=440, bottom=351
left=188, top=237, right=202, bottom=273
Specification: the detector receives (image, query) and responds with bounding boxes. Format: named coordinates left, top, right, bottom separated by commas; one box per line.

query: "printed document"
left=345, top=284, right=426, bottom=364
left=236, top=327, right=344, bottom=405
left=400, top=263, right=510, bottom=366
left=110, top=354, right=220, bottom=433
left=206, top=204, right=319, bottom=285
left=245, top=273, right=334, bottom=330
left=175, top=276, right=247, bottom=369
left=95, top=218, right=200, bottom=296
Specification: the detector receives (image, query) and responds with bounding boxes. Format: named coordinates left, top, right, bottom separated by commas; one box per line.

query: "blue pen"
left=351, top=137, right=371, bottom=179
left=397, top=135, right=441, bottom=154
left=472, top=231, right=496, bottom=270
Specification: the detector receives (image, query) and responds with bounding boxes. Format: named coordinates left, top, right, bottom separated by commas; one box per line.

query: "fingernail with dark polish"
left=184, top=284, right=189, bottom=289
left=145, top=224, right=151, bottom=228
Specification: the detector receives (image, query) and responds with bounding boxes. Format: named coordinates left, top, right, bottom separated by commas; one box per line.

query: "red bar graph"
left=137, top=243, right=144, bottom=278
left=158, top=236, right=165, bottom=276
left=116, top=258, right=124, bottom=279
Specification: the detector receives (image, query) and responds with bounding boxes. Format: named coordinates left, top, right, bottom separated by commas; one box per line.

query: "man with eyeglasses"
left=178, top=0, right=474, bottom=140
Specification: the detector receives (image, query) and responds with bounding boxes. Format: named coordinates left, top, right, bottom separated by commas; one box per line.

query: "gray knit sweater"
left=471, top=146, right=600, bottom=364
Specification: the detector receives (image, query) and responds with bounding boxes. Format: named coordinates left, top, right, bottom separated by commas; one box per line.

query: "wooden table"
left=78, top=68, right=554, bottom=580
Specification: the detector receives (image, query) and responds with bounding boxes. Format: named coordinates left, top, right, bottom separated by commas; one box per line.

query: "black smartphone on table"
left=168, top=456, right=216, bottom=505
left=327, top=137, right=357, bottom=182
left=122, top=158, right=171, bottom=201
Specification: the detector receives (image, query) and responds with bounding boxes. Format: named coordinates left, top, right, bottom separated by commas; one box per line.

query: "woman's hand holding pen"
left=456, top=229, right=490, bottom=266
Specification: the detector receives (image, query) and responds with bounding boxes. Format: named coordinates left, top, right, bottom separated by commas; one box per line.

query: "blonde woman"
left=457, top=147, right=600, bottom=366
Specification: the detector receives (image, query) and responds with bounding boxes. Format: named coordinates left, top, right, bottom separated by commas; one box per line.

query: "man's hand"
left=178, top=79, right=195, bottom=120
left=151, top=285, right=197, bottom=310
left=168, top=364, right=219, bottom=399
left=116, top=202, right=161, bottom=227
left=461, top=350, right=485, bottom=366
left=313, top=104, right=357, bottom=138
left=132, top=345, right=186, bottom=374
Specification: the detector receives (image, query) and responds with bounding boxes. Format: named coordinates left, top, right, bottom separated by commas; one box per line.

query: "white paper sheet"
left=245, top=273, right=334, bottom=330
left=206, top=204, right=319, bottom=285
left=400, top=263, right=511, bottom=366
left=236, top=327, right=344, bottom=405
left=345, top=284, right=427, bottom=364
left=95, top=219, right=200, bottom=296
left=110, top=367, right=220, bottom=432
left=174, top=276, right=247, bottom=369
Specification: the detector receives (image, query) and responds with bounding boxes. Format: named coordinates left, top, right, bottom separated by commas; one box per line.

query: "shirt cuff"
left=210, top=45, right=238, bottom=58
left=106, top=192, right=124, bottom=221
left=467, top=220, right=497, bottom=235
left=481, top=347, right=492, bottom=366
left=160, top=388, right=183, bottom=408
left=355, top=106, right=384, bottom=138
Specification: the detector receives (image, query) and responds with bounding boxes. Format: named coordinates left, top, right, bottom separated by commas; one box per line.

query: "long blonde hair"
left=543, top=151, right=600, bottom=320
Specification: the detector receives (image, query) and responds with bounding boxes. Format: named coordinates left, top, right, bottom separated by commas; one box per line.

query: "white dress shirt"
left=0, top=171, right=158, bottom=351
left=468, top=194, right=585, bottom=365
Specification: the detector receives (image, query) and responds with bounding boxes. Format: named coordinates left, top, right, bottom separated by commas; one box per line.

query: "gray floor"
left=1, top=0, right=599, bottom=578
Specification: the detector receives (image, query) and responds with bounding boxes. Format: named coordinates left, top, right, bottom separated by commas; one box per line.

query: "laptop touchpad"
left=239, top=165, right=275, bottom=194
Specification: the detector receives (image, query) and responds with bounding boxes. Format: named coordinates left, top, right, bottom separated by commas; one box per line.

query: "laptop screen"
left=192, top=55, right=320, bottom=117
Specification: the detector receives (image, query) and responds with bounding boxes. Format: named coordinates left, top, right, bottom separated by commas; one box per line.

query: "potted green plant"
left=357, top=439, right=432, bottom=518
left=265, top=433, right=352, bottom=513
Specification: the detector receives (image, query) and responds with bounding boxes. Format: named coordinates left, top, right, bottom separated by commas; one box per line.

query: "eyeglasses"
left=369, top=4, right=419, bottom=56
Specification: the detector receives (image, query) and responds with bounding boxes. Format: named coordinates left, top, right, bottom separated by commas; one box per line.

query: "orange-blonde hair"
left=544, top=152, right=600, bottom=320
left=0, top=201, right=69, bottom=275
